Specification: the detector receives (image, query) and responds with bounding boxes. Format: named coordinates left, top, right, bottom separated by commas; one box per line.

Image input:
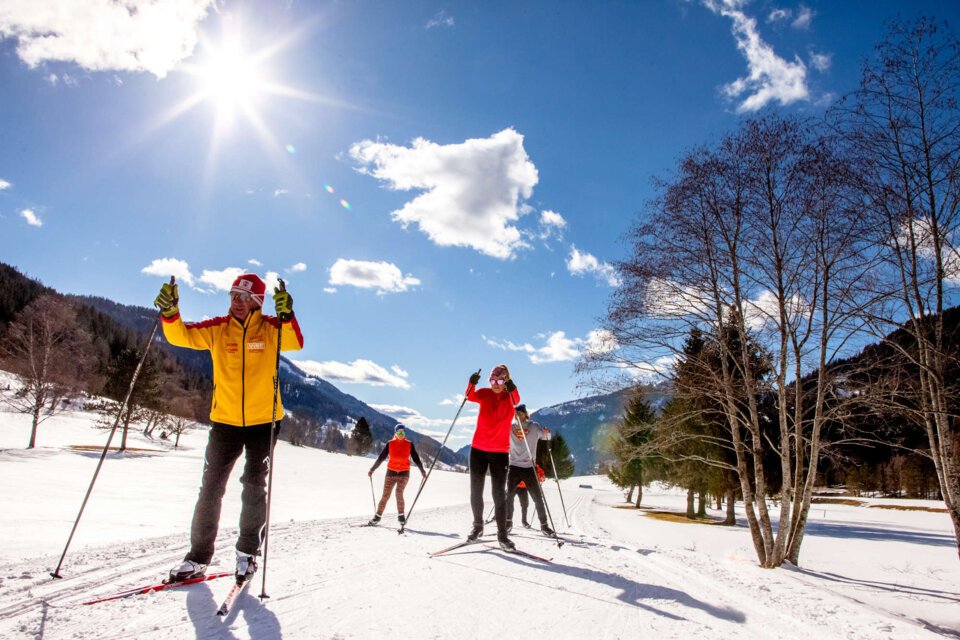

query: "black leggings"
left=470, top=447, right=509, bottom=536
left=187, top=421, right=280, bottom=563
left=507, top=465, right=547, bottom=526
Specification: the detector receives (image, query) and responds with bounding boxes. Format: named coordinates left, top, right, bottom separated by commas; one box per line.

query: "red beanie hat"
left=230, top=274, right=266, bottom=306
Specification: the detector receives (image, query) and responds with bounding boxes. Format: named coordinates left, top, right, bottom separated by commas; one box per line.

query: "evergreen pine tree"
left=352, top=416, right=373, bottom=455
left=539, top=432, right=575, bottom=479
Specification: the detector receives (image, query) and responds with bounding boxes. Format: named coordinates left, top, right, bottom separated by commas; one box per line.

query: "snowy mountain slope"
left=1, top=393, right=957, bottom=639
left=531, top=385, right=671, bottom=473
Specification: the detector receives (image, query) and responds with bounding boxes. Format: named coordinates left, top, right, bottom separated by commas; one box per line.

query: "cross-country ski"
left=82, top=572, right=233, bottom=605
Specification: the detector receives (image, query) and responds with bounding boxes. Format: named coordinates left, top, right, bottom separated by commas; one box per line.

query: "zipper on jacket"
left=241, top=320, right=247, bottom=427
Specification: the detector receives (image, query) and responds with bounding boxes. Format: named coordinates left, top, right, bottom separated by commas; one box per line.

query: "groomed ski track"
left=0, top=485, right=947, bottom=640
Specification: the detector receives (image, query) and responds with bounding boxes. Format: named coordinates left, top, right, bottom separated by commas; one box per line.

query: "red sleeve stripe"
left=184, top=315, right=230, bottom=329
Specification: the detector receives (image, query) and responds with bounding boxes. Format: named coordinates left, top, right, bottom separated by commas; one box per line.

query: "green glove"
left=273, top=288, right=294, bottom=321
left=154, top=283, right=179, bottom=318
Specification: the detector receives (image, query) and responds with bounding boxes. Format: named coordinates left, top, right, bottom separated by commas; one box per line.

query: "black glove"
left=469, top=371, right=481, bottom=386
left=273, top=288, right=294, bottom=321
left=505, top=379, right=516, bottom=393
left=154, top=282, right=179, bottom=318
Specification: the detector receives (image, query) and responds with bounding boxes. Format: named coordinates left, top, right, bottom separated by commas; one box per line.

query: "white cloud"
left=0, top=178, right=11, bottom=190
left=626, top=354, right=680, bottom=384
left=898, top=217, right=960, bottom=285
left=368, top=404, right=451, bottom=429
left=263, top=271, right=280, bottom=293
left=792, top=5, right=814, bottom=30
left=199, top=267, right=246, bottom=291
left=273, top=189, right=289, bottom=197
left=767, top=8, right=790, bottom=23
left=426, top=10, right=454, bottom=29
left=287, top=262, right=307, bottom=273
left=141, top=258, right=196, bottom=287
left=744, top=289, right=811, bottom=330
left=329, top=259, right=421, bottom=294
left=484, top=335, right=536, bottom=353
left=486, top=328, right=615, bottom=365
left=439, top=393, right=465, bottom=406
left=323, top=287, right=337, bottom=294
left=809, top=51, right=831, bottom=72
left=0, top=0, right=215, bottom=78
left=566, top=246, right=621, bottom=287
left=292, top=358, right=412, bottom=389
left=45, top=73, right=57, bottom=85
left=643, top=277, right=711, bottom=317
left=350, top=128, right=538, bottom=259
left=537, top=209, right=567, bottom=242
left=704, top=0, right=809, bottom=112
left=19, top=208, right=41, bottom=227
left=248, top=259, right=263, bottom=266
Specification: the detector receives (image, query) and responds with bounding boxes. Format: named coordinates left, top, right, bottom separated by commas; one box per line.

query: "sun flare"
left=196, top=40, right=265, bottom=117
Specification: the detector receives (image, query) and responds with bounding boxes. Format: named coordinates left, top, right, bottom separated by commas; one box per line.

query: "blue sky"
left=1, top=0, right=956, bottom=449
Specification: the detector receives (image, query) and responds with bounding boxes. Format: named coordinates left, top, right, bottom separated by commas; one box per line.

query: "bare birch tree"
left=2, top=295, right=93, bottom=448
left=832, top=17, right=960, bottom=558
left=581, top=116, right=873, bottom=567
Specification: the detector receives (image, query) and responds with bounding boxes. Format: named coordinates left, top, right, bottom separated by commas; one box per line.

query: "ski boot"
left=398, top=514, right=406, bottom=525
left=541, top=524, right=556, bottom=538
left=368, top=513, right=382, bottom=526
left=497, top=534, right=516, bottom=551
left=168, top=559, right=207, bottom=583
left=235, top=550, right=258, bottom=584
left=466, top=523, right=483, bottom=542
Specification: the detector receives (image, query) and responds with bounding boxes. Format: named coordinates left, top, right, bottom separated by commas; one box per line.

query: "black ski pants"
left=506, top=465, right=547, bottom=526
left=186, top=421, right=280, bottom=564
left=470, top=447, right=509, bottom=537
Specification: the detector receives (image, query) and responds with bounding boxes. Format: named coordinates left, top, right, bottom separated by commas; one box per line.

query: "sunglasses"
left=490, top=378, right=506, bottom=385
left=231, top=292, right=253, bottom=302
left=395, top=430, right=405, bottom=436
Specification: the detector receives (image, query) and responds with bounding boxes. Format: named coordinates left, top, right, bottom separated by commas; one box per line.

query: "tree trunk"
left=119, top=404, right=133, bottom=452
left=635, top=482, right=643, bottom=508
left=697, top=490, right=707, bottom=517
left=29, top=402, right=40, bottom=449
left=686, top=487, right=695, bottom=519
left=724, top=488, right=736, bottom=525
left=626, top=485, right=634, bottom=503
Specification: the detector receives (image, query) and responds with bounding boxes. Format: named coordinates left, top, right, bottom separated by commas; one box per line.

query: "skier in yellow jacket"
left=154, top=273, right=304, bottom=583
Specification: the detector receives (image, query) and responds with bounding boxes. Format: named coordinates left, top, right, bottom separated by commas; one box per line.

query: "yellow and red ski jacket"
left=161, top=309, right=304, bottom=426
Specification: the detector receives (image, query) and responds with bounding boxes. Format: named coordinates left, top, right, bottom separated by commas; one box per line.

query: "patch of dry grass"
left=868, top=504, right=947, bottom=513
left=67, top=445, right=164, bottom=453
left=643, top=510, right=727, bottom=525
left=811, top=498, right=865, bottom=506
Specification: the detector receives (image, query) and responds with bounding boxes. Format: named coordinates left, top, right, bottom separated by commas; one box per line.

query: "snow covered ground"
left=1, top=386, right=958, bottom=639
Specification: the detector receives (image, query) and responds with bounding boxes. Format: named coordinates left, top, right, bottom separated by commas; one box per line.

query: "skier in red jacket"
left=464, top=364, right=520, bottom=550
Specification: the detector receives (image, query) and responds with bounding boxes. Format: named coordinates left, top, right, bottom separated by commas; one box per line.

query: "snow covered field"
left=1, top=393, right=958, bottom=639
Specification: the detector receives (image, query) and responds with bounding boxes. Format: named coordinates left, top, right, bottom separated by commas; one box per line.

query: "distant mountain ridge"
left=530, top=384, right=671, bottom=474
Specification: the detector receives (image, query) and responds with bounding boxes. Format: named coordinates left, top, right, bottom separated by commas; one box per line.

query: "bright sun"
left=197, top=41, right=265, bottom=116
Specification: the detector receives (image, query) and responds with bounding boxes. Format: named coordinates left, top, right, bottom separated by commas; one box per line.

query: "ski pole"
left=548, top=439, right=570, bottom=527
left=51, top=276, right=174, bottom=579
left=511, top=405, right=562, bottom=549
left=399, top=368, right=479, bottom=534
left=369, top=474, right=377, bottom=513
left=259, top=279, right=286, bottom=601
